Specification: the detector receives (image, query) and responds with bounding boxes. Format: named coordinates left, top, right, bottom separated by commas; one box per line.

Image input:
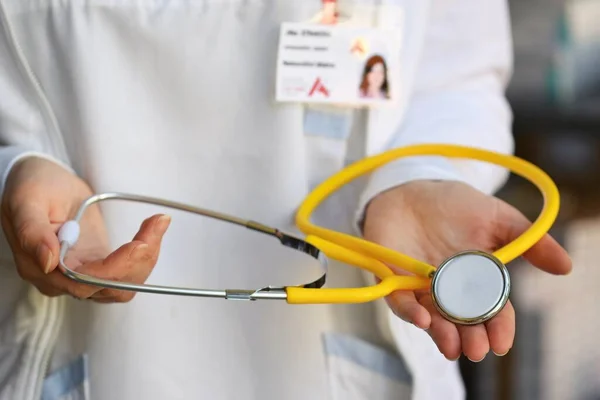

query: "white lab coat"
left=0, top=1, right=513, bottom=399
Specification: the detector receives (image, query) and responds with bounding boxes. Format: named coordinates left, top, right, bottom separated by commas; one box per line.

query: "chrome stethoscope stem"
left=58, top=193, right=327, bottom=301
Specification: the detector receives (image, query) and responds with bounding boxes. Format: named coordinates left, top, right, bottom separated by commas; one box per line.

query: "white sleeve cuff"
left=353, top=156, right=468, bottom=235
left=1, top=149, right=75, bottom=195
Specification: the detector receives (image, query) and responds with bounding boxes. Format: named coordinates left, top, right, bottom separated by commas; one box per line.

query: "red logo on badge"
left=350, top=37, right=368, bottom=58
left=308, top=78, right=330, bottom=97
left=350, top=41, right=365, bottom=56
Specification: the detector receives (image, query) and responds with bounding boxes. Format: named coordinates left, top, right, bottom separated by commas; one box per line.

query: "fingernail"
left=468, top=355, right=486, bottom=363
left=412, top=322, right=427, bottom=330
left=37, top=245, right=54, bottom=274
left=493, top=350, right=510, bottom=357
left=44, top=252, right=54, bottom=274
left=155, top=215, right=171, bottom=234
left=132, top=243, right=149, bottom=259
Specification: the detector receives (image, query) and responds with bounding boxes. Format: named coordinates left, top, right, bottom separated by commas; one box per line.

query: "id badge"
left=275, top=22, right=403, bottom=107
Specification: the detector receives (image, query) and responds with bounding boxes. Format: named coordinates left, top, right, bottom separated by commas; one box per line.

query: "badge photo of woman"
left=358, top=54, right=390, bottom=100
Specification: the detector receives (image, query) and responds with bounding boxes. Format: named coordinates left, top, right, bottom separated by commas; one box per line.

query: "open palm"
left=2, top=157, right=170, bottom=303
left=59, top=193, right=170, bottom=303
left=363, top=180, right=571, bottom=362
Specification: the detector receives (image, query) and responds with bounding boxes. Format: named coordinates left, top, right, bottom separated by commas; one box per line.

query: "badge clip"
left=320, top=0, right=338, bottom=25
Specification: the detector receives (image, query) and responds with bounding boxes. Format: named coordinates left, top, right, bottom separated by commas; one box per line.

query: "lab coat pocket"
left=304, top=106, right=354, bottom=141
left=322, top=333, right=412, bottom=400
left=41, top=355, right=90, bottom=400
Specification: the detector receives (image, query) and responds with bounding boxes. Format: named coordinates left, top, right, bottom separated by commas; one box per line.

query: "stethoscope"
left=57, top=144, right=559, bottom=325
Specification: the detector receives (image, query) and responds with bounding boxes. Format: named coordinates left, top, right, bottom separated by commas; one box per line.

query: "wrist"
left=5, top=155, right=52, bottom=187
left=2, top=154, right=80, bottom=209
left=363, top=180, right=467, bottom=231
left=353, top=157, right=468, bottom=236
left=364, top=180, right=421, bottom=219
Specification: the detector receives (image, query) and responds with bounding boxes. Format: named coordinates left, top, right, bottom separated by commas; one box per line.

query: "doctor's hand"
left=1, top=156, right=170, bottom=303
left=362, top=179, right=572, bottom=362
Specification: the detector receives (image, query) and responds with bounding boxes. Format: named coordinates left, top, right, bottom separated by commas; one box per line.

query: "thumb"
left=495, top=201, right=572, bottom=275
left=11, top=201, right=60, bottom=274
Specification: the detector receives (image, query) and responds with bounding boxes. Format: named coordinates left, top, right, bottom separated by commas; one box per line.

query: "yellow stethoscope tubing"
left=287, top=235, right=430, bottom=304
left=287, top=144, right=559, bottom=304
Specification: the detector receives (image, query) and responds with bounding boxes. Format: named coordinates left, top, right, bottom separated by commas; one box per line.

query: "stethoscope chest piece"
left=431, top=251, right=511, bottom=325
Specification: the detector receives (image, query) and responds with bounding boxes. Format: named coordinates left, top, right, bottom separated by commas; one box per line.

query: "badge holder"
left=275, top=0, right=403, bottom=108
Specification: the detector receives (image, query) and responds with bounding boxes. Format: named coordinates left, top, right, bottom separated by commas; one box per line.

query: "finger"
left=133, top=214, right=171, bottom=254
left=90, top=297, right=115, bottom=304
left=419, top=295, right=461, bottom=360
left=101, top=215, right=170, bottom=280
left=386, top=290, right=431, bottom=329
left=9, top=201, right=60, bottom=273
left=32, top=279, right=63, bottom=297
left=496, top=202, right=572, bottom=275
left=485, top=300, right=515, bottom=356
left=91, top=288, right=136, bottom=303
left=90, top=290, right=115, bottom=300
left=15, top=255, right=102, bottom=299
left=77, top=240, right=153, bottom=301
left=523, top=233, right=571, bottom=274
left=75, top=216, right=171, bottom=301
left=456, top=324, right=490, bottom=363
left=43, top=269, right=102, bottom=299
left=81, top=240, right=148, bottom=280
left=91, top=296, right=123, bottom=304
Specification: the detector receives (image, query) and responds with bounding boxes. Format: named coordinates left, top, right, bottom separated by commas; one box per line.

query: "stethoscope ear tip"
left=431, top=250, right=510, bottom=325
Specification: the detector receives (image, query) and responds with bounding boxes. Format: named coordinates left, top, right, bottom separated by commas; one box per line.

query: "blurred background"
left=459, top=0, right=600, bottom=398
